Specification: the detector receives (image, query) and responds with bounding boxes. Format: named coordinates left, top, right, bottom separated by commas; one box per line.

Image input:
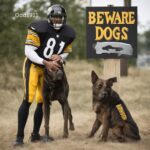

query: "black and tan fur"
left=42, top=62, right=74, bottom=141
left=88, top=71, right=140, bottom=142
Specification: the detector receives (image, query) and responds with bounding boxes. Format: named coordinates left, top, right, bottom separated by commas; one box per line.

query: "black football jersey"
left=25, top=20, right=75, bottom=62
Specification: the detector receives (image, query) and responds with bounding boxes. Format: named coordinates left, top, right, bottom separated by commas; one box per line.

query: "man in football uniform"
left=15, top=4, right=75, bottom=146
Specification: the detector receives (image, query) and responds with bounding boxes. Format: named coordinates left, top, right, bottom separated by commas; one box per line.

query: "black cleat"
left=14, top=137, right=24, bottom=147
left=30, top=133, right=43, bottom=142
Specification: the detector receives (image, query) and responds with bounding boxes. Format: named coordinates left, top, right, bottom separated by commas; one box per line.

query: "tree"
left=0, top=0, right=17, bottom=59
left=0, top=0, right=86, bottom=61
left=144, top=30, right=150, bottom=52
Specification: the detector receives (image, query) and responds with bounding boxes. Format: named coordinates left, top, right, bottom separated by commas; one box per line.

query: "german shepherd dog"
left=88, top=71, right=140, bottom=142
left=42, top=61, right=75, bottom=141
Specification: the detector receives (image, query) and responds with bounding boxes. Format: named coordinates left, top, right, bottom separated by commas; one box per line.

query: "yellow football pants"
left=22, top=58, right=44, bottom=103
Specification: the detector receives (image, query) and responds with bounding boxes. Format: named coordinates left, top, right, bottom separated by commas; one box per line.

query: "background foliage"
left=0, top=0, right=86, bottom=62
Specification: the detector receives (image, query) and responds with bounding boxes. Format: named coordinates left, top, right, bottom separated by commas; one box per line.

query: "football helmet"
left=47, top=4, right=67, bottom=30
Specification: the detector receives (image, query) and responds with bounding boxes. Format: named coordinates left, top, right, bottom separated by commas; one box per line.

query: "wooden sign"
left=86, top=7, right=137, bottom=59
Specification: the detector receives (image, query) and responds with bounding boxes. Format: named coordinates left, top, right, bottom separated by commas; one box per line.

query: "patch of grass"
left=0, top=60, right=150, bottom=150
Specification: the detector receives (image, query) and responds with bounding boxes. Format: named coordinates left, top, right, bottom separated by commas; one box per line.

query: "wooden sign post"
left=104, top=0, right=132, bottom=92
left=120, top=0, right=131, bottom=77
left=103, top=59, right=121, bottom=92
left=103, top=5, right=121, bottom=93
left=86, top=5, right=137, bottom=93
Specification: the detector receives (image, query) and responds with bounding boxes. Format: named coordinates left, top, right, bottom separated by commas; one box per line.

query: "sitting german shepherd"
left=42, top=61, right=75, bottom=141
left=88, top=71, right=140, bottom=142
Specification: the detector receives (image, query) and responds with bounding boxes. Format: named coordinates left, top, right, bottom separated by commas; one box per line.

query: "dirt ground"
left=0, top=60, right=150, bottom=150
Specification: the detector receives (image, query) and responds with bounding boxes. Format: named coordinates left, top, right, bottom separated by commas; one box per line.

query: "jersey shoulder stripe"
left=64, top=44, right=72, bottom=53
left=25, top=29, right=41, bottom=47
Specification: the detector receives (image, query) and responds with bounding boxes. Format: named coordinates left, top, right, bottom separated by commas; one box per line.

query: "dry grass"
left=0, top=60, right=150, bottom=150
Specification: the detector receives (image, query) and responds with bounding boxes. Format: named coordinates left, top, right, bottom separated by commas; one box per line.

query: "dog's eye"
left=98, top=84, right=102, bottom=88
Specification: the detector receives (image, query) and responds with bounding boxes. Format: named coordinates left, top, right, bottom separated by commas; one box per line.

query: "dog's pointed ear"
left=107, top=77, right=117, bottom=86
left=91, top=70, right=99, bottom=84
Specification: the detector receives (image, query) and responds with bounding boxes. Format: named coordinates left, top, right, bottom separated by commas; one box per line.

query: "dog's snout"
left=101, top=91, right=108, bottom=98
left=102, top=91, right=107, bottom=96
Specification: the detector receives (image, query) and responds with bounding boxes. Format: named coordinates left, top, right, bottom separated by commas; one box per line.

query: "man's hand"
left=43, top=60, right=60, bottom=71
left=50, top=54, right=62, bottom=62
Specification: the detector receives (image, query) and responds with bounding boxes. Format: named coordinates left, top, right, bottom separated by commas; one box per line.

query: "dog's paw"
left=87, top=134, right=94, bottom=138
left=42, top=135, right=54, bottom=142
left=98, top=136, right=107, bottom=142
left=69, top=124, right=75, bottom=131
left=98, top=139, right=107, bottom=143
left=62, top=134, right=68, bottom=138
left=117, top=137, right=126, bottom=143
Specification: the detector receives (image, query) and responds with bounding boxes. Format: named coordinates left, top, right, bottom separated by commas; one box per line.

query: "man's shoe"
left=14, top=137, right=24, bottom=147
left=30, top=133, right=42, bottom=142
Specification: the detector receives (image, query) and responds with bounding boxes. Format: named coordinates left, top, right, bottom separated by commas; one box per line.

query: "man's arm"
left=25, top=28, right=60, bottom=70
left=25, top=45, right=44, bottom=65
left=60, top=53, right=69, bottom=61
left=50, top=43, right=72, bottom=62
left=25, top=45, right=60, bottom=70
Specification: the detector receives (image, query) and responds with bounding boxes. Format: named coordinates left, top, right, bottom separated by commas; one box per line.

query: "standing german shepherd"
left=42, top=62, right=74, bottom=141
left=88, top=71, right=140, bottom=142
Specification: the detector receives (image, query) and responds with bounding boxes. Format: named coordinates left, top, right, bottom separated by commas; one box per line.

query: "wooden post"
left=120, top=0, right=131, bottom=76
left=103, top=4, right=121, bottom=93
left=120, top=59, right=128, bottom=76
left=103, top=59, right=121, bottom=93
left=103, top=0, right=132, bottom=92
left=124, top=0, right=131, bottom=6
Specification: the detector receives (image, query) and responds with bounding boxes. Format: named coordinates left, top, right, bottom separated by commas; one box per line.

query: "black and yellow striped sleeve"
left=64, top=44, right=72, bottom=53
left=25, top=29, right=41, bottom=47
